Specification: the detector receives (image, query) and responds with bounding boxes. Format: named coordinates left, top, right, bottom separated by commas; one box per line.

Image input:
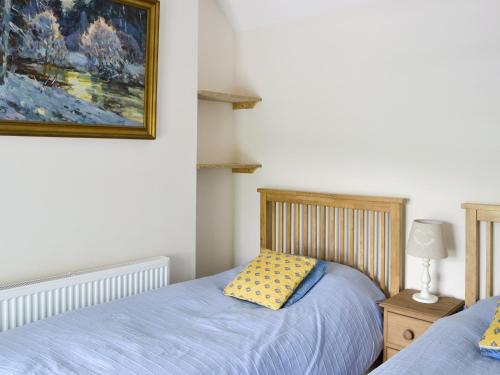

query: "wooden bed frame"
left=259, top=189, right=407, bottom=297
left=463, top=203, right=500, bottom=307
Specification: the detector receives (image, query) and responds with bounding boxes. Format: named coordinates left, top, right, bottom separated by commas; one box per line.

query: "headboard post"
left=389, top=203, right=405, bottom=296
left=465, top=207, right=479, bottom=307
left=260, top=191, right=273, bottom=249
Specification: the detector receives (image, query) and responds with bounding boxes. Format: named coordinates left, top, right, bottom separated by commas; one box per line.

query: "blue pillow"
left=480, top=349, right=500, bottom=360
left=284, top=260, right=328, bottom=307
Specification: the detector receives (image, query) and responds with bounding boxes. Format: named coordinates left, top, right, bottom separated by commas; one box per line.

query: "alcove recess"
left=197, top=90, right=262, bottom=174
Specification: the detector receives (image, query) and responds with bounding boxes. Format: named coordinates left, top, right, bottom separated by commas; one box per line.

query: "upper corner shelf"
left=197, top=163, right=262, bottom=174
left=198, top=90, right=262, bottom=110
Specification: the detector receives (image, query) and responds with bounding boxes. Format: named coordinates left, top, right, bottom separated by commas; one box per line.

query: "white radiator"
left=0, top=256, right=170, bottom=332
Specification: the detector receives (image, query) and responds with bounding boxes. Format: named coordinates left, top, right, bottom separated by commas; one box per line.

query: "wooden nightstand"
left=380, top=289, right=464, bottom=361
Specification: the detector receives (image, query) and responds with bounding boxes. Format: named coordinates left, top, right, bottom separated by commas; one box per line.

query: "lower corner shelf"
left=197, top=163, right=262, bottom=174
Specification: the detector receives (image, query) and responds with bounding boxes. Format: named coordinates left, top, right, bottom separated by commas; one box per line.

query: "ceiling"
left=216, top=0, right=372, bottom=32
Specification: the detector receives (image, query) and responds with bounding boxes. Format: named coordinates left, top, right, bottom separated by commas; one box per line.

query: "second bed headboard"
left=462, top=203, right=500, bottom=307
left=259, top=189, right=407, bottom=297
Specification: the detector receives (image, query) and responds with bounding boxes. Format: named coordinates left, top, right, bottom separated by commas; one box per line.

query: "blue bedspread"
left=371, top=296, right=500, bottom=375
left=0, top=262, right=384, bottom=375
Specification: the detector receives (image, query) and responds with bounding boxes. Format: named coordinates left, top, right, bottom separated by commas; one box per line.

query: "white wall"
left=217, top=0, right=377, bottom=32
left=0, top=0, right=199, bottom=285
left=196, top=0, right=236, bottom=277
left=232, top=0, right=500, bottom=299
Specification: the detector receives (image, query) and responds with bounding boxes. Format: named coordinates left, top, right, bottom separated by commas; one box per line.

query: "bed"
left=0, top=189, right=408, bottom=374
left=371, top=202, right=500, bottom=374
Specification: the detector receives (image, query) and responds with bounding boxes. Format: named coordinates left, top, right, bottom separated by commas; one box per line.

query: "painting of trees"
left=0, top=0, right=11, bottom=84
left=0, top=0, right=159, bottom=139
left=80, top=17, right=124, bottom=79
left=21, top=10, right=68, bottom=65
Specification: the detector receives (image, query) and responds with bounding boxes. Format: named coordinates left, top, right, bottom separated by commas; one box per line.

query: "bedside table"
left=380, top=289, right=464, bottom=361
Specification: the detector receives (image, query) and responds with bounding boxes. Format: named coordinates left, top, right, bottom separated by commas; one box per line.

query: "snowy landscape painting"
left=0, top=0, right=159, bottom=138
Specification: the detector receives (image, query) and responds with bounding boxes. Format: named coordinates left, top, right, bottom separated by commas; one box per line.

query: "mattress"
left=0, top=262, right=384, bottom=375
left=371, top=296, right=500, bottom=375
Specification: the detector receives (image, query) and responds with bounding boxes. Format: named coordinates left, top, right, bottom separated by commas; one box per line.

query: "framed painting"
left=0, top=0, right=159, bottom=139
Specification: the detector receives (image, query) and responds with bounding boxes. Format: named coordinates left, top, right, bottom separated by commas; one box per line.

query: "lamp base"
left=412, top=292, right=439, bottom=304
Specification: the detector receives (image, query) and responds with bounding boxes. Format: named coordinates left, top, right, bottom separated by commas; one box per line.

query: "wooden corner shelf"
left=197, top=163, right=262, bottom=174
left=198, top=90, right=262, bottom=110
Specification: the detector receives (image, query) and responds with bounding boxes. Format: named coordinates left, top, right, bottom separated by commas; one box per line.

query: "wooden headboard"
left=462, top=203, right=500, bottom=307
left=259, top=189, right=407, bottom=297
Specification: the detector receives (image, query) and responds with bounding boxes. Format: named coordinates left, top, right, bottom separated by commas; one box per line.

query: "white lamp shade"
left=407, top=220, right=448, bottom=260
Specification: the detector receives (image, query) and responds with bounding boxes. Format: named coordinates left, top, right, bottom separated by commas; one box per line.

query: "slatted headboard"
left=462, top=203, right=500, bottom=307
left=259, top=189, right=407, bottom=297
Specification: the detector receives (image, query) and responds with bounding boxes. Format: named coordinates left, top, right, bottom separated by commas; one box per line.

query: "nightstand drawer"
left=386, top=347, right=399, bottom=360
left=386, top=312, right=431, bottom=348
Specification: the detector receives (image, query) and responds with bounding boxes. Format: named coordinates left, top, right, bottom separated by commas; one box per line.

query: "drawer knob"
left=403, top=329, right=415, bottom=341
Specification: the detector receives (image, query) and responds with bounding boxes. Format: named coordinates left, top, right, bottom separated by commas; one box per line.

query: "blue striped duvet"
left=0, top=262, right=384, bottom=375
left=371, top=296, right=500, bottom=375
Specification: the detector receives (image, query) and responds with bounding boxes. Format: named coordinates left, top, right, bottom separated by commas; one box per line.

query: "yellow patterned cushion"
left=479, top=300, right=500, bottom=359
left=223, top=249, right=317, bottom=310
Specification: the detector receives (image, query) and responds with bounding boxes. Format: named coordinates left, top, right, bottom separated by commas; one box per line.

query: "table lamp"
left=407, top=219, right=448, bottom=304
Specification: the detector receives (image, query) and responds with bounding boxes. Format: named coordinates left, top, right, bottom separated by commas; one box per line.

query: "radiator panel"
left=0, top=257, right=170, bottom=332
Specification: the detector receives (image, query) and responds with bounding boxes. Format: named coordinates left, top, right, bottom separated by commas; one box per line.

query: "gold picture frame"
left=0, top=0, right=159, bottom=139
